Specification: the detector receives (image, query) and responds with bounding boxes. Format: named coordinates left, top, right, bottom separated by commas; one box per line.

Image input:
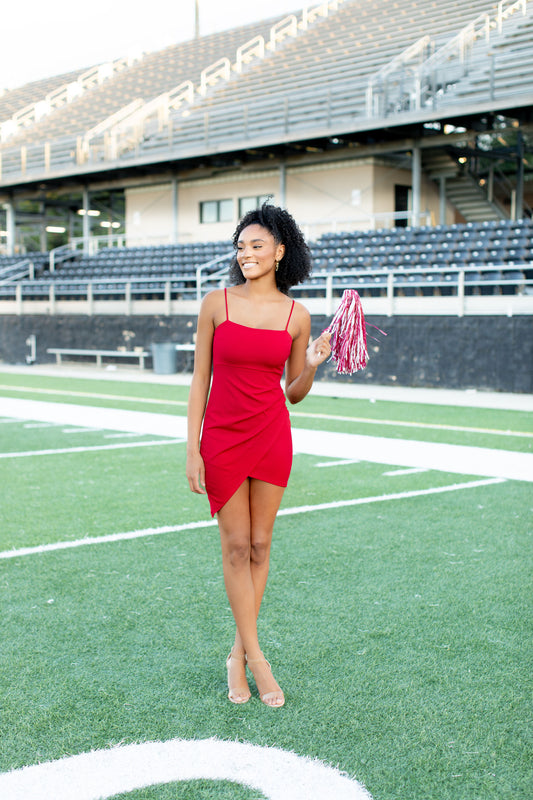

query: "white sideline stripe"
left=2, top=383, right=530, bottom=437
left=0, top=397, right=189, bottom=437
left=292, top=429, right=533, bottom=483
left=290, top=410, right=533, bottom=439
left=0, top=478, right=505, bottom=561
left=1, top=397, right=531, bottom=481
left=0, top=439, right=184, bottom=459
left=0, top=738, right=372, bottom=800
left=0, top=383, right=187, bottom=407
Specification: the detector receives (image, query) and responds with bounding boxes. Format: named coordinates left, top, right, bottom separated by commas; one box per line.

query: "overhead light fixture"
left=46, top=226, right=66, bottom=233
left=77, top=209, right=101, bottom=216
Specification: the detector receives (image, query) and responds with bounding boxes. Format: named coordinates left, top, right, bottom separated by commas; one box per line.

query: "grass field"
left=0, top=368, right=531, bottom=800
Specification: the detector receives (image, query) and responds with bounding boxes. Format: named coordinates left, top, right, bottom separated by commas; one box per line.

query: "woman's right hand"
left=186, top=451, right=207, bottom=495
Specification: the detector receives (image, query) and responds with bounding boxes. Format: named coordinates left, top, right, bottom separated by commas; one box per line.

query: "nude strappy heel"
left=246, top=655, right=285, bottom=708
left=226, top=649, right=251, bottom=704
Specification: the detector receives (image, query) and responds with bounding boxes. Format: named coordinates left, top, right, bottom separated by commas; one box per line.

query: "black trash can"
left=151, top=343, right=177, bottom=374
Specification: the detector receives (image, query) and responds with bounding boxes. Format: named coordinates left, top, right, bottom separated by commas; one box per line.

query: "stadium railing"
left=0, top=262, right=530, bottom=318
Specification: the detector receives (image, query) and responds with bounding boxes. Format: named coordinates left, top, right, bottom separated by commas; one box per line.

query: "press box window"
left=200, top=199, right=233, bottom=224
left=238, top=195, right=271, bottom=216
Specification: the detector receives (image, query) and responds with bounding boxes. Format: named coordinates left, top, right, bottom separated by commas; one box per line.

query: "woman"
left=186, top=203, right=331, bottom=707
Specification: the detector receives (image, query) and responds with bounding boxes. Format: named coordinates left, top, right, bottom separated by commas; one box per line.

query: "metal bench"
left=47, top=348, right=150, bottom=369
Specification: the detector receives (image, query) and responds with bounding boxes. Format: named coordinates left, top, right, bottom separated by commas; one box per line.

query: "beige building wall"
left=124, top=156, right=454, bottom=243
left=177, top=171, right=279, bottom=242
left=125, top=184, right=174, bottom=245
left=286, top=159, right=376, bottom=237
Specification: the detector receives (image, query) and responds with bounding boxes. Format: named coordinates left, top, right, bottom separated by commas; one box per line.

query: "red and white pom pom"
left=323, top=289, right=368, bottom=374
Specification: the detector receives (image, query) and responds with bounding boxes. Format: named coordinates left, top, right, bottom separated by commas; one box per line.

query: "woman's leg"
left=217, top=478, right=285, bottom=705
left=217, top=480, right=254, bottom=702
left=231, top=478, right=285, bottom=648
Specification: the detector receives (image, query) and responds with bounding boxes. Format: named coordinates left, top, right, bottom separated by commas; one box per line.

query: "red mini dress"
left=200, top=289, right=295, bottom=516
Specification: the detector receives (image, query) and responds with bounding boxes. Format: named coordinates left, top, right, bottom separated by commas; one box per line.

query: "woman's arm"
left=285, top=304, right=331, bottom=405
left=186, top=291, right=219, bottom=494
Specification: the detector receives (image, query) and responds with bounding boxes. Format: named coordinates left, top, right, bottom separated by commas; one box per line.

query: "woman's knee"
left=220, top=529, right=251, bottom=568
left=250, top=533, right=272, bottom=566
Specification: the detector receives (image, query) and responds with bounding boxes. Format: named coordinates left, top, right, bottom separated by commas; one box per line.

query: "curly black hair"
left=228, top=203, right=312, bottom=295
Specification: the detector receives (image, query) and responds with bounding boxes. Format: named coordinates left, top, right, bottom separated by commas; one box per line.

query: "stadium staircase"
left=422, top=150, right=507, bottom=222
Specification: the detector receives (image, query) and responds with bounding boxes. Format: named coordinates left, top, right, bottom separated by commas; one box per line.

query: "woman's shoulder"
left=289, top=300, right=311, bottom=337
left=200, top=288, right=225, bottom=312
left=291, top=299, right=311, bottom=323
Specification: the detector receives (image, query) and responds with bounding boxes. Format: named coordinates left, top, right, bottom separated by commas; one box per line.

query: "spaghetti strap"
left=224, top=288, right=229, bottom=321
left=285, top=300, right=295, bottom=331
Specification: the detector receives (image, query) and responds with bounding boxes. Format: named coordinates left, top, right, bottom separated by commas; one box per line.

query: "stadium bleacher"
left=0, top=219, right=530, bottom=302
left=0, top=12, right=293, bottom=148
left=1, top=0, right=531, bottom=179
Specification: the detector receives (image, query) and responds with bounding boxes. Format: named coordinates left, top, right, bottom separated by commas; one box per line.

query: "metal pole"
left=439, top=176, right=447, bottom=225
left=411, top=143, right=421, bottom=227
left=279, top=163, right=287, bottom=208
left=82, top=187, right=90, bottom=254
left=171, top=176, right=179, bottom=243
left=5, top=200, right=15, bottom=256
left=515, top=131, right=524, bottom=220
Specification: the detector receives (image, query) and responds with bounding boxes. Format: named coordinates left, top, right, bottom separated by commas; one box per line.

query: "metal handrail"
left=0, top=258, right=33, bottom=283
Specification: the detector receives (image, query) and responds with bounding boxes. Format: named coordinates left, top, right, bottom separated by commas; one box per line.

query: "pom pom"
left=323, top=289, right=368, bottom=374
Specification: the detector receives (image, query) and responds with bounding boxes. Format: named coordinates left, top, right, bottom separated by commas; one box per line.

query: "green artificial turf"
left=0, top=371, right=531, bottom=800
left=109, top=782, right=266, bottom=799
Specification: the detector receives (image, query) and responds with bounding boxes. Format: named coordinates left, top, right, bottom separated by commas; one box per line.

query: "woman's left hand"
left=306, top=331, right=331, bottom=369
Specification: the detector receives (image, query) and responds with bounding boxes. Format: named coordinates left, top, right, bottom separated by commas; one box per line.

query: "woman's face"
left=236, top=224, right=285, bottom=281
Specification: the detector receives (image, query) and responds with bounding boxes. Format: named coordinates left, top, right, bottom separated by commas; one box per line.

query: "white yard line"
left=0, top=439, right=183, bottom=459
left=0, top=383, right=187, bottom=407
left=315, top=459, right=361, bottom=467
left=291, top=411, right=533, bottom=439
left=0, top=477, right=505, bottom=561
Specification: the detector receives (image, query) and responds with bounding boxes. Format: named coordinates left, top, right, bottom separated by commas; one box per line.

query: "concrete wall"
left=1, top=313, right=531, bottom=393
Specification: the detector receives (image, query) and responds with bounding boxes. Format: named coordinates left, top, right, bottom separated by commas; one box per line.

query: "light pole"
left=195, top=0, right=200, bottom=38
